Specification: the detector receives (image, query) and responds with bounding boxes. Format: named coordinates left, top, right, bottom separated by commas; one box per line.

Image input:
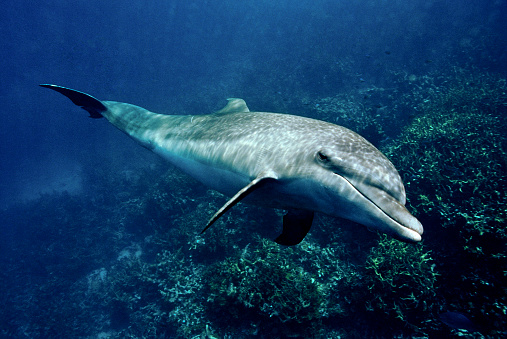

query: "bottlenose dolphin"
left=40, top=84, right=423, bottom=245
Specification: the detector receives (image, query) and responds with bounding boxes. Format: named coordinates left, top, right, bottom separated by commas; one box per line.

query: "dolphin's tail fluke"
left=39, top=84, right=106, bottom=119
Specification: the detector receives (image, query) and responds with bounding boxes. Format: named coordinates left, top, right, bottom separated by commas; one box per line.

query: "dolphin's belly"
left=154, top=146, right=251, bottom=196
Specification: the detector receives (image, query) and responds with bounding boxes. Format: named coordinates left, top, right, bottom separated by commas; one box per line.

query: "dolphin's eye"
left=316, top=151, right=330, bottom=163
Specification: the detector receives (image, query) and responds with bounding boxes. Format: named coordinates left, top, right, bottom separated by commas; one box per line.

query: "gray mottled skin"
left=41, top=86, right=423, bottom=243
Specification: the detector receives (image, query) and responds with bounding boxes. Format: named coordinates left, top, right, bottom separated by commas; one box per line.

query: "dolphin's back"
left=176, top=112, right=405, bottom=202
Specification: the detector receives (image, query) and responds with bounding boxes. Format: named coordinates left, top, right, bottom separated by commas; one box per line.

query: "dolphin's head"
left=312, top=137, right=423, bottom=242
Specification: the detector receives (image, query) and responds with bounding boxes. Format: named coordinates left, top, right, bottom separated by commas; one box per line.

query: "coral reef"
left=204, top=238, right=324, bottom=336
left=382, top=68, right=507, bottom=336
left=363, top=235, right=438, bottom=331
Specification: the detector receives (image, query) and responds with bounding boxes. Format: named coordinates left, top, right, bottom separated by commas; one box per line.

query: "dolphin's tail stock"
left=39, top=84, right=106, bottom=119
left=40, top=84, right=169, bottom=151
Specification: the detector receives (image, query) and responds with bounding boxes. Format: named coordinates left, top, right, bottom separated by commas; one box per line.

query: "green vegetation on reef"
left=382, top=68, right=507, bottom=336
left=202, top=235, right=368, bottom=337
left=204, top=238, right=323, bottom=336
left=363, top=235, right=438, bottom=331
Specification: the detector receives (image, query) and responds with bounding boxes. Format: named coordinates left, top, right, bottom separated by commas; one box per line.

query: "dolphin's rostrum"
left=40, top=84, right=423, bottom=245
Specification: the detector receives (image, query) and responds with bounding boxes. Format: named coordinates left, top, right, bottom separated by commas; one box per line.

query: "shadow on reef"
left=0, top=67, right=505, bottom=338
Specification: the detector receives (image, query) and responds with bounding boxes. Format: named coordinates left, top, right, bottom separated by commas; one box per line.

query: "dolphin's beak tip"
left=406, top=219, right=423, bottom=242
left=400, top=228, right=422, bottom=242
left=413, top=232, right=422, bottom=242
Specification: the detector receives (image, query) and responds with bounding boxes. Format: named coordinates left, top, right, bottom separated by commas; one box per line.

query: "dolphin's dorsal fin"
left=201, top=171, right=277, bottom=234
left=275, top=210, right=314, bottom=246
left=215, top=98, right=250, bottom=114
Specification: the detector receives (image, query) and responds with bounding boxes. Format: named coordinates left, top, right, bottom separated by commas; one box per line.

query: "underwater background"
left=0, top=0, right=506, bottom=338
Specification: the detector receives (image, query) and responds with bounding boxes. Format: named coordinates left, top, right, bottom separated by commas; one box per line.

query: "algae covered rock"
left=204, top=239, right=325, bottom=336
left=382, top=68, right=507, bottom=335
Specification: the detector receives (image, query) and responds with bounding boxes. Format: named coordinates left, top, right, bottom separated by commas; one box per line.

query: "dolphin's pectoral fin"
left=40, top=84, right=106, bottom=119
left=275, top=210, right=314, bottom=246
left=201, top=172, right=277, bottom=234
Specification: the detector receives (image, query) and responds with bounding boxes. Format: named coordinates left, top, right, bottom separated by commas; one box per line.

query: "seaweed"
left=382, top=67, right=507, bottom=336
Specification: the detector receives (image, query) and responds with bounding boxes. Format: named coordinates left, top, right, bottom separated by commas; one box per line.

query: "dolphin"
left=40, top=84, right=423, bottom=245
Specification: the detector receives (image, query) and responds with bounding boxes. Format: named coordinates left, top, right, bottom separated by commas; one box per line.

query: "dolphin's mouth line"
left=336, top=174, right=421, bottom=236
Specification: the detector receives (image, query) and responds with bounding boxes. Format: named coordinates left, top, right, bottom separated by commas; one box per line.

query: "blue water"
left=1, top=1, right=505, bottom=337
